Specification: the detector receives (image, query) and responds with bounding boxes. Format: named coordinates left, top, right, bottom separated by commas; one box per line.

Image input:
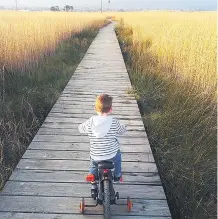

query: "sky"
left=0, top=0, right=216, bottom=10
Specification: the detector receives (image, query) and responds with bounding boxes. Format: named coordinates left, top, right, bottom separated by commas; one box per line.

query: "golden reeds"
left=0, top=12, right=105, bottom=71
left=114, top=11, right=216, bottom=91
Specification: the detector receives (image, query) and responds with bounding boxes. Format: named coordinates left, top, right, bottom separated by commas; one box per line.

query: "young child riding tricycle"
left=78, top=94, right=126, bottom=194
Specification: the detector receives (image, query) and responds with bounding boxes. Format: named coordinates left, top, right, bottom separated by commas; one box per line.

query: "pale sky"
left=0, top=0, right=216, bottom=10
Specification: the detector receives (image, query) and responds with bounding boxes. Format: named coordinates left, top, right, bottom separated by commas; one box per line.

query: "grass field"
left=0, top=11, right=107, bottom=189
left=115, top=11, right=216, bottom=219
left=0, top=12, right=105, bottom=72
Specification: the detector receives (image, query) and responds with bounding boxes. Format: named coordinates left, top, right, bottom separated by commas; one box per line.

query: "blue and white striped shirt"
left=78, top=116, right=126, bottom=161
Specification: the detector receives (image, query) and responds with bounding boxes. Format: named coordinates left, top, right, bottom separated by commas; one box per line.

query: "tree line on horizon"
left=50, top=5, right=74, bottom=12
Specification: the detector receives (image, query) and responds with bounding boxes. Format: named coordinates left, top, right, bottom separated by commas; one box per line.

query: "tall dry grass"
left=0, top=12, right=105, bottom=71
left=115, top=11, right=216, bottom=219
left=115, top=11, right=216, bottom=91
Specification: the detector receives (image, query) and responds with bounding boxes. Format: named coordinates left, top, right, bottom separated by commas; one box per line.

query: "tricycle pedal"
left=115, top=192, right=119, bottom=199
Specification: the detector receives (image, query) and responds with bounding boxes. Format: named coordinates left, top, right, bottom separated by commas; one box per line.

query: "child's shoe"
left=114, top=175, right=122, bottom=182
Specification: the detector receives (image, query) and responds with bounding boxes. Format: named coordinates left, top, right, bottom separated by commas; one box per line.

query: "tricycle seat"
left=98, top=161, right=114, bottom=170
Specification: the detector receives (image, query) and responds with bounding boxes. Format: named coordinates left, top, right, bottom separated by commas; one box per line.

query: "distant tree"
left=55, top=6, right=60, bottom=11
left=64, top=5, right=70, bottom=11
left=50, top=6, right=56, bottom=11
left=64, top=5, right=74, bottom=12
left=50, top=6, right=60, bottom=11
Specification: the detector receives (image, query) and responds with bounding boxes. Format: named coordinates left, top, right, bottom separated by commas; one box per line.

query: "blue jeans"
left=89, top=150, right=122, bottom=178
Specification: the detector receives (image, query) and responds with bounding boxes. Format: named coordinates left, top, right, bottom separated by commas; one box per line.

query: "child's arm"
left=78, top=118, right=91, bottom=134
left=116, top=119, right=127, bottom=135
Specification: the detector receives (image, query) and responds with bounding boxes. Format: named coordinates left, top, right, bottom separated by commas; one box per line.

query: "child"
left=78, top=94, right=126, bottom=192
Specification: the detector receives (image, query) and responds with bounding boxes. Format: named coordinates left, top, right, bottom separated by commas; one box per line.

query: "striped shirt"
left=78, top=116, right=126, bottom=161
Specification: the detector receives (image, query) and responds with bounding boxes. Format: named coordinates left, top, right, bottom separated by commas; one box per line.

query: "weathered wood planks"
left=9, top=169, right=161, bottom=185
left=22, top=150, right=155, bottom=162
left=15, top=159, right=157, bottom=173
left=0, top=197, right=171, bottom=217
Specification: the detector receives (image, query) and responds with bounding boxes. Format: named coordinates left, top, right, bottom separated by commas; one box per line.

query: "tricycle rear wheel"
left=127, top=196, right=133, bottom=212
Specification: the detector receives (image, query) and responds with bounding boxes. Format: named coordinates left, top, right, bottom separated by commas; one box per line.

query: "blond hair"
left=95, top=94, right=113, bottom=113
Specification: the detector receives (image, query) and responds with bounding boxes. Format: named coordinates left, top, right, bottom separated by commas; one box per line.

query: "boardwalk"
left=0, top=24, right=171, bottom=219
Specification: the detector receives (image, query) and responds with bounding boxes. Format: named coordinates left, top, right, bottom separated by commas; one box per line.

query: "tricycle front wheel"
left=103, top=180, right=111, bottom=219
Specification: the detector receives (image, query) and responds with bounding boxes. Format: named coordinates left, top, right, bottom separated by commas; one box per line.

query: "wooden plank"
left=65, top=82, right=130, bottom=86
left=80, top=58, right=126, bottom=61
left=1, top=182, right=166, bottom=199
left=76, top=64, right=127, bottom=67
left=62, top=88, right=132, bottom=92
left=67, top=74, right=129, bottom=78
left=60, top=92, right=135, bottom=98
left=53, top=105, right=141, bottom=113
left=67, top=78, right=130, bottom=82
left=0, top=213, right=171, bottom=219
left=62, top=89, right=132, bottom=93
left=76, top=61, right=126, bottom=64
left=0, top=196, right=171, bottom=216
left=63, top=90, right=131, bottom=95
left=67, top=82, right=130, bottom=86
left=55, top=100, right=138, bottom=107
left=9, top=169, right=160, bottom=185
left=79, top=62, right=126, bottom=65
left=32, top=135, right=149, bottom=145
left=58, top=97, right=137, bottom=105
left=63, top=88, right=132, bottom=93
left=53, top=99, right=137, bottom=106
left=76, top=65, right=127, bottom=68
left=80, top=60, right=126, bottom=63
left=60, top=95, right=136, bottom=101
left=76, top=62, right=126, bottom=65
left=73, top=71, right=129, bottom=74
left=28, top=142, right=152, bottom=153
left=79, top=60, right=126, bottom=63
left=66, top=84, right=130, bottom=88
left=59, top=93, right=134, bottom=99
left=54, top=94, right=135, bottom=100
left=64, top=83, right=133, bottom=87
left=82, top=57, right=125, bottom=59
left=68, top=76, right=128, bottom=79
left=67, top=79, right=130, bottom=83
left=73, top=69, right=128, bottom=72
left=69, top=72, right=128, bottom=75
left=81, top=59, right=125, bottom=62
left=16, top=159, right=157, bottom=173
left=23, top=150, right=154, bottom=162
left=64, top=83, right=130, bottom=88
left=37, top=128, right=148, bottom=138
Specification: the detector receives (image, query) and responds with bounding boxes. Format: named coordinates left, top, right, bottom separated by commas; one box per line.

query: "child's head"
left=95, top=94, right=113, bottom=114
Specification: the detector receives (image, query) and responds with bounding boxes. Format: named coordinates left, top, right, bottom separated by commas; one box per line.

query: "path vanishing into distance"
left=0, top=23, right=171, bottom=219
